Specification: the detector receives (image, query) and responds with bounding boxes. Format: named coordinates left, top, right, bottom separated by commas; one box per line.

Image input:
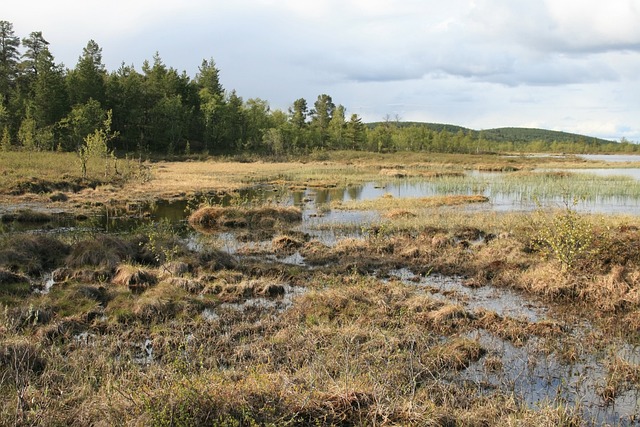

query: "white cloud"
left=3, top=0, right=640, bottom=140
left=546, top=0, right=640, bottom=52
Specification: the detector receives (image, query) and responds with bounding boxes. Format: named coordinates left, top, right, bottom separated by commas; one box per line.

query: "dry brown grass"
left=66, top=235, right=138, bottom=271
left=272, top=234, right=305, bottom=252
left=112, top=264, right=158, bottom=291
left=427, top=304, right=472, bottom=326
left=335, top=194, right=489, bottom=211
left=129, top=281, right=187, bottom=322
left=379, top=168, right=409, bottom=178
left=0, top=254, right=617, bottom=426
left=0, top=234, right=70, bottom=275
left=384, top=209, right=417, bottom=219
left=189, top=205, right=302, bottom=230
left=426, top=338, right=486, bottom=371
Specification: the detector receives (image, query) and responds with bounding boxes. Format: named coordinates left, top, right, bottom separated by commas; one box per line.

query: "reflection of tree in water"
left=313, top=185, right=363, bottom=204
left=329, top=188, right=345, bottom=202
left=346, top=185, right=363, bottom=201
left=314, top=189, right=329, bottom=204
left=291, top=191, right=305, bottom=206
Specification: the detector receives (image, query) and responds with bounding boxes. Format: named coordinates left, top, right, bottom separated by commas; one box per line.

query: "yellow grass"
left=2, top=150, right=630, bottom=210
left=334, top=194, right=489, bottom=211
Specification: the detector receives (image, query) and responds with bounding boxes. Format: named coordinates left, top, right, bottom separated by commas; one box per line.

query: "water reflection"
left=579, top=154, right=640, bottom=163
left=8, top=168, right=640, bottom=235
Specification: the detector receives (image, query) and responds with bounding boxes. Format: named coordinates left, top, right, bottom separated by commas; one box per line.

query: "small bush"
left=529, top=204, right=597, bottom=271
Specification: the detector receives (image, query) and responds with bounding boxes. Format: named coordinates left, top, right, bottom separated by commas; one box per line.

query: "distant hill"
left=367, top=122, right=616, bottom=145
left=367, top=121, right=472, bottom=134
left=479, top=127, right=614, bottom=145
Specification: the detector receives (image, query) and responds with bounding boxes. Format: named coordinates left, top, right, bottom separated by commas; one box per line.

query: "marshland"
left=3, top=150, right=640, bottom=426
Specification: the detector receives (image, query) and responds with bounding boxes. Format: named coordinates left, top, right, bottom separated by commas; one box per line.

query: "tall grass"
left=380, top=170, right=640, bottom=204
left=0, top=151, right=141, bottom=192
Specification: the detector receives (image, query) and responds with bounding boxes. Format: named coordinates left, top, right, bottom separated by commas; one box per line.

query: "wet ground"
left=4, top=174, right=640, bottom=425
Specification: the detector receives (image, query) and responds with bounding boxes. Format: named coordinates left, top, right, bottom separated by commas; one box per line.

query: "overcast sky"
left=5, top=0, right=640, bottom=141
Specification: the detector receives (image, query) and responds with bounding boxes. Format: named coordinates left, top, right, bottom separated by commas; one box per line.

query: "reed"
left=334, top=194, right=489, bottom=211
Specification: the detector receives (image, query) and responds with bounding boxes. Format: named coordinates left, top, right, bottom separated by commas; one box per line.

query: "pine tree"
left=0, top=21, right=20, bottom=105
left=21, top=31, right=49, bottom=77
left=67, top=40, right=107, bottom=105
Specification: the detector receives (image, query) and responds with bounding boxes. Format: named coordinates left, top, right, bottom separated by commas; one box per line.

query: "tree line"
left=0, top=20, right=636, bottom=157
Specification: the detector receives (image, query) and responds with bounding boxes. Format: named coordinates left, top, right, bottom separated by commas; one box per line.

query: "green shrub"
left=530, top=203, right=596, bottom=270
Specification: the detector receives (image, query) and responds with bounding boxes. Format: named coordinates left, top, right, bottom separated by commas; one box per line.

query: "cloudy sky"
left=5, top=0, right=640, bottom=141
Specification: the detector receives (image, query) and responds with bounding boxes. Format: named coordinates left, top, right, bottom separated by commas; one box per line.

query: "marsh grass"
left=600, top=356, right=640, bottom=403
left=334, top=194, right=489, bottom=211
left=66, top=235, right=139, bottom=271
left=112, top=264, right=158, bottom=291
left=0, top=152, right=85, bottom=188
left=0, top=226, right=635, bottom=425
left=0, top=151, right=140, bottom=197
left=5, top=152, right=640, bottom=424
left=0, top=234, right=70, bottom=275
left=189, top=205, right=302, bottom=231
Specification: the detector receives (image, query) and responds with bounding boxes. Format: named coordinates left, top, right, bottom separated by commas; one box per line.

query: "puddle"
left=462, top=329, right=640, bottom=426
left=74, top=331, right=96, bottom=346
left=384, top=268, right=640, bottom=425
left=11, top=168, right=640, bottom=236
left=202, top=284, right=306, bottom=323
left=579, top=154, right=640, bottom=163
left=390, top=269, right=547, bottom=322
left=268, top=251, right=306, bottom=266
left=133, top=339, right=154, bottom=365
left=6, top=170, right=640, bottom=423
left=33, top=273, right=55, bottom=294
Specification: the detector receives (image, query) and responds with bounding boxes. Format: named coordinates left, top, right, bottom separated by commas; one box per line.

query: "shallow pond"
left=389, top=270, right=640, bottom=425
left=579, top=154, right=640, bottom=163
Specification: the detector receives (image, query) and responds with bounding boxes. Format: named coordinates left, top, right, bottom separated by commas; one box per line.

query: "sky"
left=5, top=0, right=640, bottom=141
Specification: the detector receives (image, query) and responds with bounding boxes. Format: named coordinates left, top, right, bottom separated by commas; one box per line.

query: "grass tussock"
left=600, top=357, right=640, bottom=403
left=189, top=205, right=302, bottom=230
left=427, top=338, right=486, bottom=371
left=215, top=278, right=287, bottom=302
left=5, top=155, right=640, bottom=424
left=0, top=257, right=624, bottom=426
left=130, top=282, right=187, bottom=323
left=0, top=209, right=52, bottom=223
left=0, top=234, right=70, bottom=275
left=384, top=209, right=417, bottom=219
left=334, top=194, right=489, bottom=211
left=272, top=233, right=307, bottom=253
left=112, top=264, right=158, bottom=291
left=65, top=235, right=140, bottom=271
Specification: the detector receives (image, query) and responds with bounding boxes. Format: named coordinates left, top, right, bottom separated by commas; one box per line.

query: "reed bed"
left=334, top=194, right=489, bottom=211
left=423, top=170, right=640, bottom=203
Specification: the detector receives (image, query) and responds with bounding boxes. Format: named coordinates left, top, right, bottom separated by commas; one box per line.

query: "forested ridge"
left=0, top=20, right=636, bottom=158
